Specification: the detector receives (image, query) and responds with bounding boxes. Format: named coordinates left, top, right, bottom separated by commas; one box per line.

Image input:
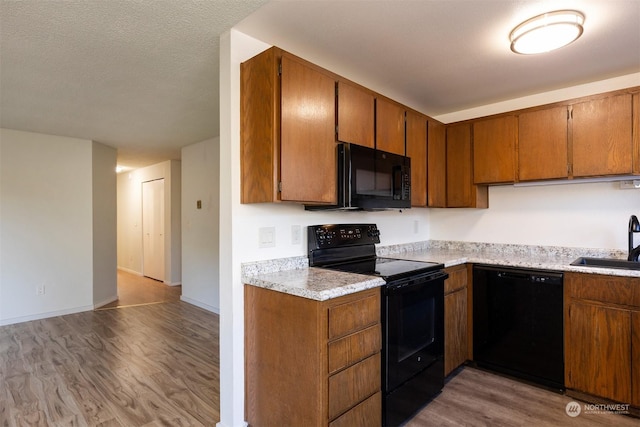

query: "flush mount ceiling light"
left=510, top=10, right=585, bottom=54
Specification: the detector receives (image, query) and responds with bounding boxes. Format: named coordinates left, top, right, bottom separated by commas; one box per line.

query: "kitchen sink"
left=570, top=257, right=640, bottom=270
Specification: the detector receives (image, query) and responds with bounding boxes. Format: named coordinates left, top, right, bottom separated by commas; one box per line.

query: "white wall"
left=117, top=160, right=182, bottom=284
left=181, top=137, right=220, bottom=312
left=92, top=141, right=118, bottom=307
left=430, top=182, right=640, bottom=249
left=0, top=129, right=116, bottom=325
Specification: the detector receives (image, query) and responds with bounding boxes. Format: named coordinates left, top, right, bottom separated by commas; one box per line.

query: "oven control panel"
left=308, top=224, right=380, bottom=249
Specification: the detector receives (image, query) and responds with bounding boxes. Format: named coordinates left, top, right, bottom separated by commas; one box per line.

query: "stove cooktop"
left=324, top=257, right=443, bottom=281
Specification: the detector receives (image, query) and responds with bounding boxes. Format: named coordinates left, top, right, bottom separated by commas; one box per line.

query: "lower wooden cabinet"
left=444, top=264, right=469, bottom=376
left=565, top=272, right=640, bottom=408
left=245, top=285, right=382, bottom=427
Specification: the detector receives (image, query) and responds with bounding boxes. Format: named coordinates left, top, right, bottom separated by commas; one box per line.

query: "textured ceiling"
left=1, top=1, right=639, bottom=169
left=0, top=0, right=268, bottom=168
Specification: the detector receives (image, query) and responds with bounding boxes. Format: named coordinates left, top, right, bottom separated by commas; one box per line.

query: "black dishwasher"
left=473, top=265, right=564, bottom=390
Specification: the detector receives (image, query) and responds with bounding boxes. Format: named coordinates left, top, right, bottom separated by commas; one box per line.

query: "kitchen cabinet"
left=572, top=93, right=633, bottom=177
left=406, top=110, right=428, bottom=207
left=337, top=81, right=375, bottom=148
left=245, top=285, right=382, bottom=427
left=376, top=97, right=405, bottom=155
left=427, top=120, right=447, bottom=207
left=241, top=48, right=337, bottom=204
left=446, top=123, right=488, bottom=208
left=473, top=116, right=517, bottom=184
left=444, top=264, right=468, bottom=376
left=633, top=93, right=640, bottom=174
left=518, top=106, right=569, bottom=181
left=565, top=272, right=640, bottom=407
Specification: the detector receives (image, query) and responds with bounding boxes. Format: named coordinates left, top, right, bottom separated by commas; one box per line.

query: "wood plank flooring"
left=99, top=270, right=182, bottom=309
left=407, top=367, right=640, bottom=427
left=0, top=302, right=219, bottom=426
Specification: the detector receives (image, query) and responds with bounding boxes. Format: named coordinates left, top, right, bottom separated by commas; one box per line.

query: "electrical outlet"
left=36, top=284, right=45, bottom=296
left=259, top=227, right=276, bottom=248
left=291, top=225, right=301, bottom=245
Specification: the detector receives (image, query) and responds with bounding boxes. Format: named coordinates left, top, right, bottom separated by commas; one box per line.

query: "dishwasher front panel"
left=473, top=265, right=564, bottom=390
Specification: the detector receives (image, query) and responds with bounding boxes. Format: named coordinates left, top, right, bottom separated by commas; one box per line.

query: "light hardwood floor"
left=99, top=270, right=182, bottom=309
left=1, top=301, right=219, bottom=426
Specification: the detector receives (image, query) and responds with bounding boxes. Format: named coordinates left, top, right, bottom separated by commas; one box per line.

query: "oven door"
left=383, top=271, right=446, bottom=392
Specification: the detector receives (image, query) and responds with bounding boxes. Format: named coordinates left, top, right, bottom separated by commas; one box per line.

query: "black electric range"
left=307, top=223, right=443, bottom=279
left=308, top=224, right=447, bottom=427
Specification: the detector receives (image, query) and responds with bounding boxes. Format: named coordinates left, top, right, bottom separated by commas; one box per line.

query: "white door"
left=142, top=179, right=165, bottom=281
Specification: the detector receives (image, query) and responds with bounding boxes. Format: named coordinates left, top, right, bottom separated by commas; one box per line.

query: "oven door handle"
left=386, top=271, right=448, bottom=293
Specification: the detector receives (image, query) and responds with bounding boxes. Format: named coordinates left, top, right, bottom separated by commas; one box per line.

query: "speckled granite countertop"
left=242, top=241, right=639, bottom=301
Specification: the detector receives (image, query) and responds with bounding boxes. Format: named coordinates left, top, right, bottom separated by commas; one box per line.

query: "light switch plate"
left=291, top=225, right=301, bottom=245
left=259, top=227, right=276, bottom=248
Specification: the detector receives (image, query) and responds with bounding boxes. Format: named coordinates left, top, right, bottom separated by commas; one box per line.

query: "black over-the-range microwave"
left=305, top=143, right=411, bottom=211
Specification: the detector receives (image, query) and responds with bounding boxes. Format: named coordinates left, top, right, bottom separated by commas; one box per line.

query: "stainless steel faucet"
left=628, top=215, right=640, bottom=261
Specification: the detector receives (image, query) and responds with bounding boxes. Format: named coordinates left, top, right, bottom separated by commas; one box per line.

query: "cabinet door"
left=518, top=106, right=569, bottom=181
left=406, top=110, right=428, bottom=206
left=427, top=120, right=447, bottom=207
left=473, top=116, right=517, bottom=184
left=633, top=311, right=640, bottom=407
left=446, top=124, right=488, bottom=208
left=281, top=55, right=337, bottom=204
left=445, top=287, right=468, bottom=376
left=634, top=93, right=640, bottom=174
left=572, top=93, right=633, bottom=177
left=376, top=98, right=405, bottom=155
left=567, top=302, right=632, bottom=403
left=337, top=81, right=374, bottom=148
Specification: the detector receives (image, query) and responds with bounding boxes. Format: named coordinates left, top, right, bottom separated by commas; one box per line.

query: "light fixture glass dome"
left=510, top=10, right=585, bottom=55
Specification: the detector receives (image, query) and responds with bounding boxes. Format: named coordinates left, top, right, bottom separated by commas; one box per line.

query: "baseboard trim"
left=94, top=294, right=119, bottom=309
left=180, top=296, right=219, bottom=314
left=117, top=266, right=142, bottom=275
left=0, top=304, right=94, bottom=326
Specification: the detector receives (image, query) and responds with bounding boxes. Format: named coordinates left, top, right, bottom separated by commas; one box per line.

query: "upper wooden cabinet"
left=635, top=93, right=640, bottom=174
left=406, top=110, right=428, bottom=207
left=241, top=48, right=337, bottom=204
left=427, top=120, right=447, bottom=208
left=572, top=93, right=633, bottom=177
left=337, top=81, right=374, bottom=148
left=376, top=98, right=406, bottom=155
left=518, top=106, right=569, bottom=181
left=473, top=116, right=517, bottom=184
left=446, top=123, right=488, bottom=208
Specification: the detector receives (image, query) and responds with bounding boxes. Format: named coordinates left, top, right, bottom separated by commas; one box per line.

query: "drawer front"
left=328, top=324, right=381, bottom=374
left=328, top=353, right=381, bottom=420
left=329, top=391, right=381, bottom=427
left=328, top=294, right=380, bottom=340
left=445, top=264, right=467, bottom=294
left=568, top=273, right=640, bottom=308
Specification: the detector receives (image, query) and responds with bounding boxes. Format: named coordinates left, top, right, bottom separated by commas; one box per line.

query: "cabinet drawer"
left=328, top=294, right=380, bottom=340
left=568, top=273, right=640, bottom=308
left=329, top=391, right=381, bottom=427
left=445, top=264, right=467, bottom=294
left=328, top=353, right=381, bottom=420
left=328, top=324, right=381, bottom=374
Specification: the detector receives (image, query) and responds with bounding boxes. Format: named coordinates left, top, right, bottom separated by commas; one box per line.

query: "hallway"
left=98, top=270, right=181, bottom=309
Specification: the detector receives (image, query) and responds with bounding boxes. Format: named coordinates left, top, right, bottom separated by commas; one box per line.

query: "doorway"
left=142, top=178, right=165, bottom=282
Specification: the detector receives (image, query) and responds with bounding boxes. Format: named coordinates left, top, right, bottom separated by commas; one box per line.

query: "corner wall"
left=181, top=138, right=220, bottom=312
left=0, top=129, right=116, bottom=325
